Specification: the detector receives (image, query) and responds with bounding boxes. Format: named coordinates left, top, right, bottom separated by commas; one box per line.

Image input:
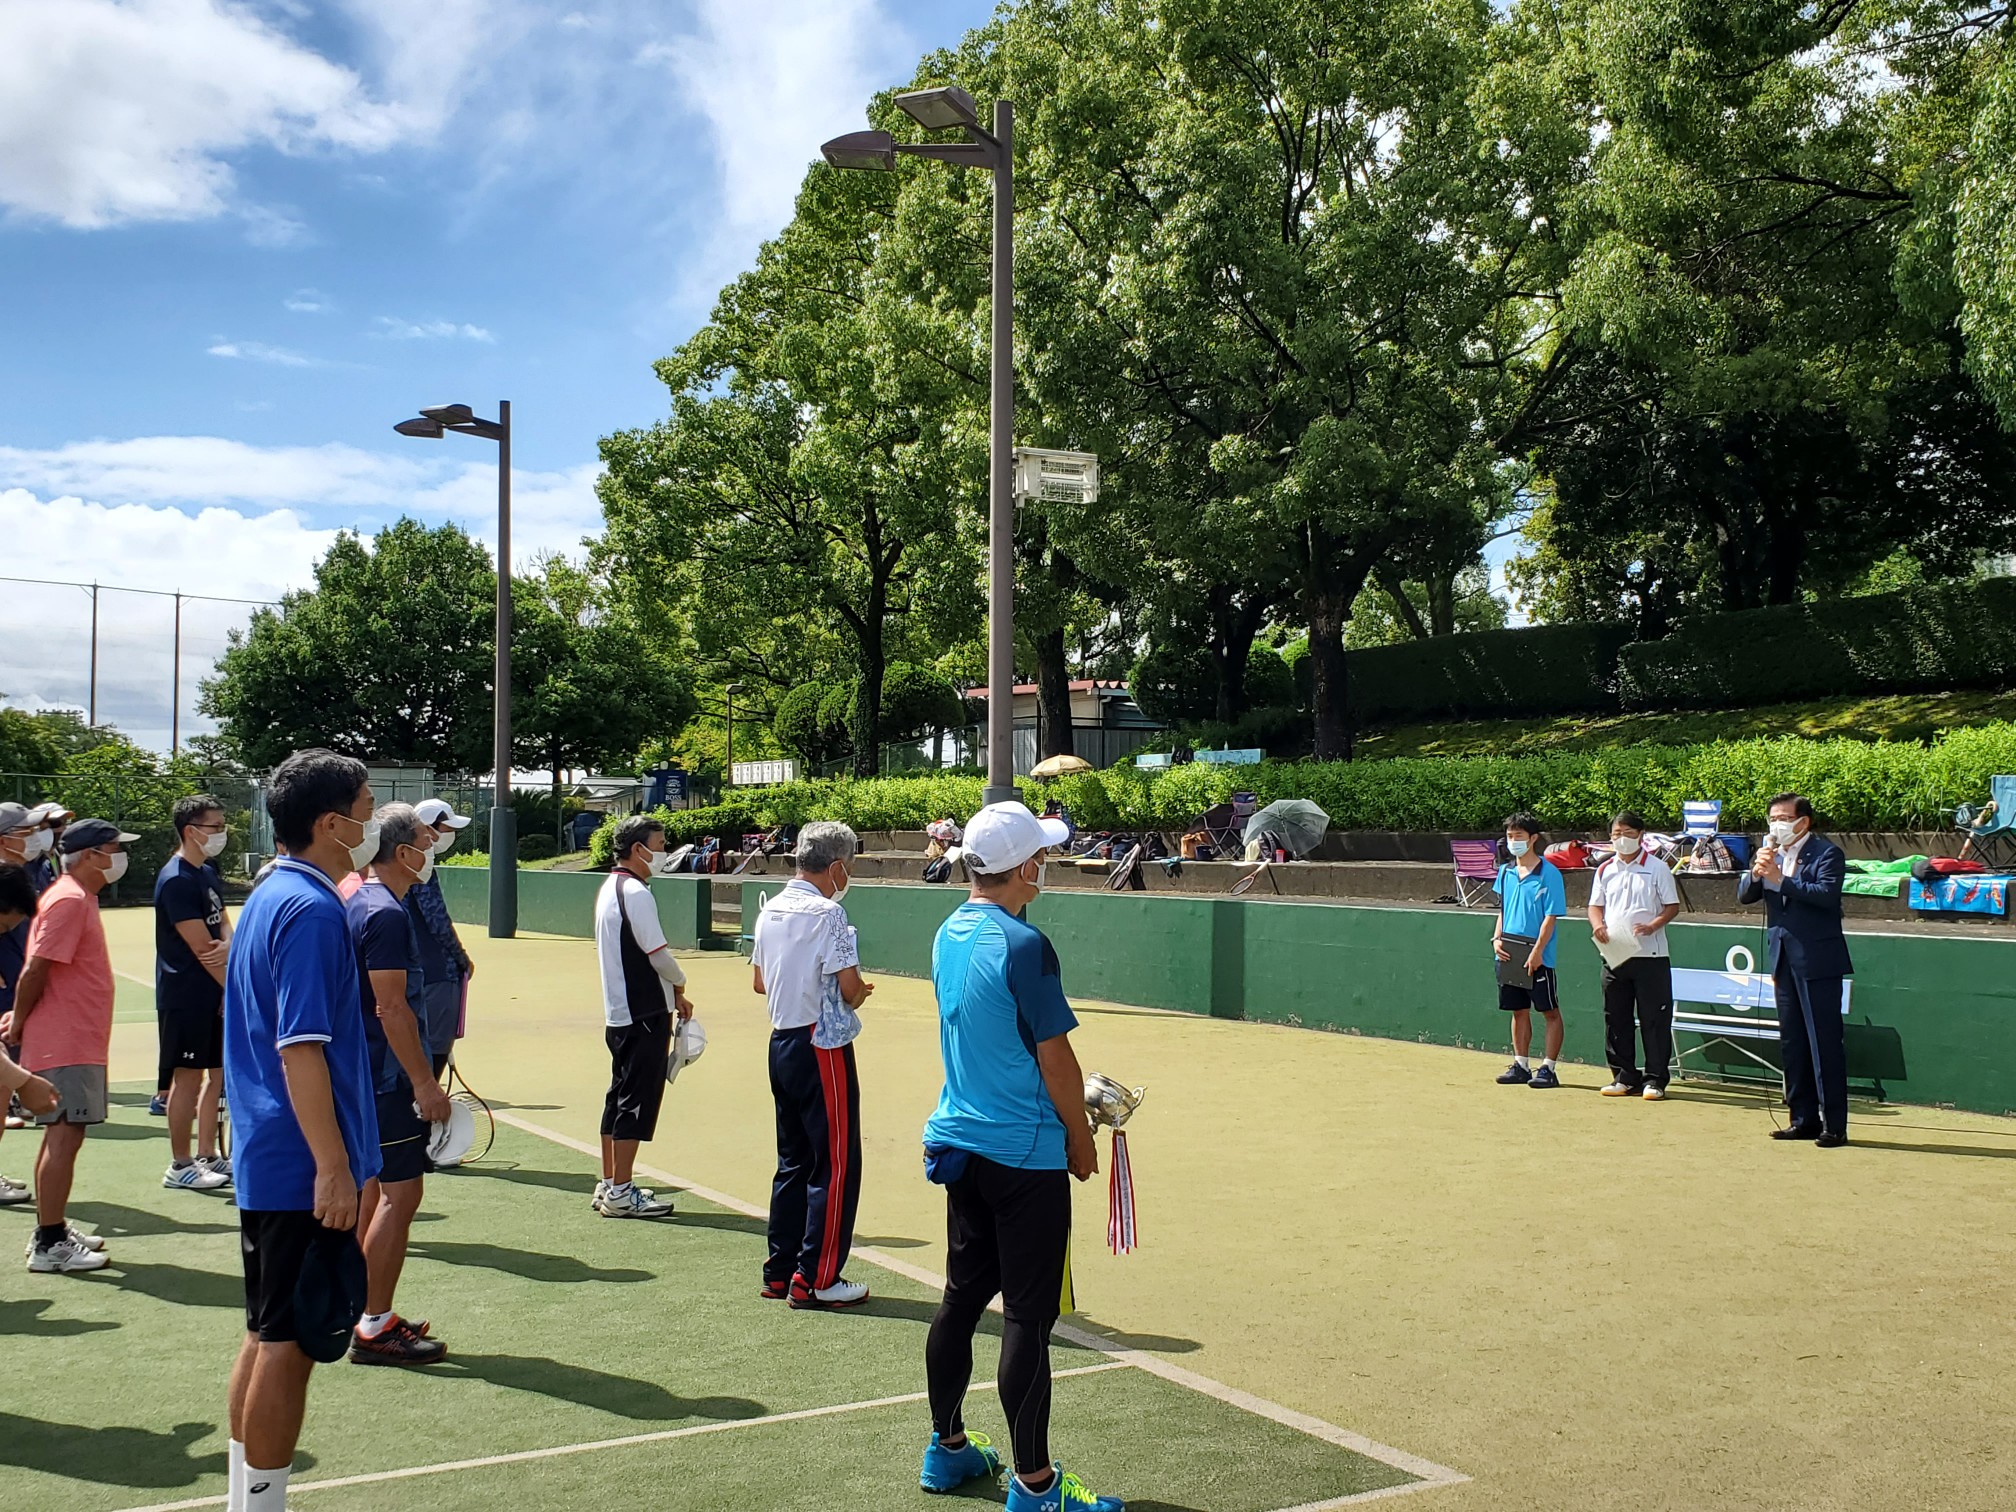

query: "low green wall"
left=436, top=866, right=717, bottom=949
left=735, top=882, right=2016, bottom=1118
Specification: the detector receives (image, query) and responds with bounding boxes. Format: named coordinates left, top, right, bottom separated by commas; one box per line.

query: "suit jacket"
left=1736, top=833, right=1854, bottom=980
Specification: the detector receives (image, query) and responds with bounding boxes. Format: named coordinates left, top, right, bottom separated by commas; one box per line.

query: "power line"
left=0, top=574, right=279, bottom=608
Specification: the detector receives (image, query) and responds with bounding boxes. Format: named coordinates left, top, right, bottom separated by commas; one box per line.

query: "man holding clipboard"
left=1492, top=814, right=1569, bottom=1088
left=1589, top=812, right=1682, bottom=1100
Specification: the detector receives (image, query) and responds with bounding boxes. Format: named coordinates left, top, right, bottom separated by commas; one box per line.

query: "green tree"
left=0, top=706, right=69, bottom=776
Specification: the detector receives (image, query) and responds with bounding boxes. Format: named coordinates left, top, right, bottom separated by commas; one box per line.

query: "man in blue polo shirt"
left=223, top=749, right=382, bottom=1512
left=917, top=802, right=1123, bottom=1512
left=1492, top=812, right=1570, bottom=1089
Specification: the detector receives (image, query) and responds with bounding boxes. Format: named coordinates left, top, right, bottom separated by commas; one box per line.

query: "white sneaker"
left=594, top=1183, right=673, bottom=1218
left=200, top=1154, right=233, bottom=1183
left=1599, top=1081, right=1636, bottom=1097
left=592, top=1178, right=609, bottom=1209
left=28, top=1234, right=109, bottom=1273
left=164, top=1161, right=231, bottom=1191
left=792, top=1277, right=871, bottom=1309
left=23, top=1227, right=107, bottom=1259
left=1642, top=1084, right=1668, bottom=1102
left=0, top=1174, right=30, bottom=1205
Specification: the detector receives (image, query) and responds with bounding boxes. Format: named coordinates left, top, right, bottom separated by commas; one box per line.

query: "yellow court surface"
left=46, top=907, right=2016, bottom=1510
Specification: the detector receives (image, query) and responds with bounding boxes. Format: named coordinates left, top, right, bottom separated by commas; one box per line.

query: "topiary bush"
left=1346, top=621, right=1634, bottom=725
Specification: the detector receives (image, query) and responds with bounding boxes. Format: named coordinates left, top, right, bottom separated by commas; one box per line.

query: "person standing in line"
left=1493, top=813, right=1569, bottom=1089
left=591, top=816, right=691, bottom=1218
left=409, top=798, right=474, bottom=1081
left=157, top=794, right=235, bottom=1190
left=342, top=803, right=450, bottom=1365
left=1590, top=811, right=1682, bottom=1101
left=1738, top=793, right=1854, bottom=1147
left=749, top=821, right=874, bottom=1309
left=3, top=817, right=135, bottom=1273
left=0, top=806, right=38, bottom=1181
left=223, top=749, right=384, bottom=1512
left=0, top=863, right=59, bottom=1190
left=918, top=802, right=1123, bottom=1512
left=25, top=803, right=69, bottom=891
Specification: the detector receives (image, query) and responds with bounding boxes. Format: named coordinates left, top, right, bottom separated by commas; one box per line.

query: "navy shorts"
left=1498, top=966, right=1560, bottom=1014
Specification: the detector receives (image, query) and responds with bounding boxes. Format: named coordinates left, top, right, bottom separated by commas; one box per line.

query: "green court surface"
left=0, top=1097, right=1431, bottom=1512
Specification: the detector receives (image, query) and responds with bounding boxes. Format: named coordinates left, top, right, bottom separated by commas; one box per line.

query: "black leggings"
left=927, top=1300, right=1056, bottom=1477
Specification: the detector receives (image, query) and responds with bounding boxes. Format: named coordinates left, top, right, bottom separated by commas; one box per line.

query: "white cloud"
left=371, top=316, right=496, bottom=342
left=206, top=339, right=322, bottom=367
left=284, top=289, right=331, bottom=313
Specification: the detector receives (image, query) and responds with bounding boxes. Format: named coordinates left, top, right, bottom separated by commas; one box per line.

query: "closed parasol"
left=1242, top=798, right=1330, bottom=858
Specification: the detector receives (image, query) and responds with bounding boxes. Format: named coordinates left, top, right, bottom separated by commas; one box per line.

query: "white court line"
left=492, top=1110, right=1470, bottom=1501
left=110, top=1364, right=1131, bottom=1512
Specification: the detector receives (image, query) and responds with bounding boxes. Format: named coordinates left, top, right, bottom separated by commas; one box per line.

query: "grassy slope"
left=1356, top=688, right=2016, bottom=759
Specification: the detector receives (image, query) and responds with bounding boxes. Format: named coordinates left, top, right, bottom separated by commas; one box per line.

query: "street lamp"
left=394, top=399, right=518, bottom=938
left=724, top=683, right=745, bottom=787
left=823, top=85, right=1019, bottom=807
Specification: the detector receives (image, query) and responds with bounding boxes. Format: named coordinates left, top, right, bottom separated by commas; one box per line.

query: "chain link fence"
left=3, top=770, right=260, bottom=903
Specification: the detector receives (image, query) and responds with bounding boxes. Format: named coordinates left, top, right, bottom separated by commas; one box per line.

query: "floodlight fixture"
left=420, top=403, right=477, bottom=426
left=895, top=85, right=981, bottom=132
left=394, top=416, right=445, bottom=438
left=821, top=130, right=897, bottom=171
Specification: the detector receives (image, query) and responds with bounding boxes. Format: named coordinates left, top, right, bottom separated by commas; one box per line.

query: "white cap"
left=959, top=802, right=1071, bottom=875
left=415, top=798, right=471, bottom=830
left=26, top=801, right=70, bottom=824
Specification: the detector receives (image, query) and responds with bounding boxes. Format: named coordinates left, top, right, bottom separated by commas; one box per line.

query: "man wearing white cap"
left=26, top=802, right=71, bottom=891
left=917, top=802, right=1122, bottom=1512
left=2, top=817, right=136, bottom=1272
left=409, top=799, right=474, bottom=1080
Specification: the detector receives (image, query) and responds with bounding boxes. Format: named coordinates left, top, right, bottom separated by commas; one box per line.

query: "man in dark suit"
left=1736, top=793, right=1854, bottom=1146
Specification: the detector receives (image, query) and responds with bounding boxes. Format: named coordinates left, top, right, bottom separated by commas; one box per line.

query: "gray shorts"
left=34, top=1064, right=108, bottom=1126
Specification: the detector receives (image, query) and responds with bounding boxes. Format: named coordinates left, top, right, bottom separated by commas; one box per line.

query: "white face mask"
left=1612, top=834, right=1641, bottom=858
left=401, top=844, right=435, bottom=884
left=1768, top=819, right=1802, bottom=848
left=431, top=831, right=458, bottom=857
left=832, top=865, right=850, bottom=905
left=647, top=847, right=676, bottom=876
left=200, top=829, right=230, bottom=859
left=24, top=829, right=52, bottom=859
left=102, top=850, right=130, bottom=884
left=338, top=814, right=381, bottom=872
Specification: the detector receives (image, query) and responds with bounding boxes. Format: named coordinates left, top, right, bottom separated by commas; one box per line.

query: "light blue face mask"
left=1507, top=838, right=1531, bottom=858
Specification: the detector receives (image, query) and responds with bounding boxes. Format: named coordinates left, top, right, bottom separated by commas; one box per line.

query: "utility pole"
left=88, top=582, right=99, bottom=726
left=171, top=591, right=182, bottom=754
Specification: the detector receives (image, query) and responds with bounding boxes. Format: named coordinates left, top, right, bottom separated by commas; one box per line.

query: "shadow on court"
left=859, top=1234, right=927, bottom=1249
left=1851, top=1139, right=2016, bottom=1160
left=0, top=1413, right=224, bottom=1488
left=70, top=1199, right=237, bottom=1239
left=1068, top=1317, right=1203, bottom=1354
left=449, top=1164, right=594, bottom=1198
left=0, top=1297, right=120, bottom=1337
left=669, top=1208, right=766, bottom=1237
left=102, top=1260, right=244, bottom=1310
left=437, top=1353, right=767, bottom=1422
left=409, top=1239, right=654, bottom=1284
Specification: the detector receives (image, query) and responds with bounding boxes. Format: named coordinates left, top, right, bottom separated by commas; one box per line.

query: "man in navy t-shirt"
left=223, top=749, right=381, bottom=1512
left=155, top=793, right=234, bottom=1192
left=342, top=802, right=449, bottom=1367
left=917, top=803, right=1122, bottom=1512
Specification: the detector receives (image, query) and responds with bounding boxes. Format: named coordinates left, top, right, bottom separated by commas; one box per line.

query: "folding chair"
left=1956, top=775, right=2016, bottom=870
left=1682, top=800, right=1722, bottom=843
left=1194, top=803, right=1240, bottom=859
left=1450, top=839, right=1500, bottom=908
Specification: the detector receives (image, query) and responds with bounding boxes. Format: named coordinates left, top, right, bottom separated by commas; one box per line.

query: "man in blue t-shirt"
left=223, top=749, right=382, bottom=1512
left=917, top=803, right=1124, bottom=1512
left=1492, top=812, right=1570, bottom=1089
left=342, top=803, right=449, bottom=1367
left=155, top=793, right=234, bottom=1192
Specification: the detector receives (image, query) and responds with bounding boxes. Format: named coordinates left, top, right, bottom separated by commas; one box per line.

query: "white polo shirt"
left=751, top=880, right=860, bottom=1043
left=593, top=870, right=683, bottom=1028
left=1591, top=850, right=1680, bottom=958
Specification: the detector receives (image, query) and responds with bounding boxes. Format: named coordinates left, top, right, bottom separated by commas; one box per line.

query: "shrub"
left=516, top=832, right=558, bottom=861
left=1347, top=621, right=1634, bottom=725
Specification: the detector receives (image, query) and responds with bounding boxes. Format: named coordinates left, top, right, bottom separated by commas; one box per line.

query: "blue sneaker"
left=1529, top=1064, right=1561, bottom=1089
left=920, top=1430, right=1001, bottom=1493
left=1006, top=1464, right=1125, bottom=1512
left=147, top=1095, right=167, bottom=1116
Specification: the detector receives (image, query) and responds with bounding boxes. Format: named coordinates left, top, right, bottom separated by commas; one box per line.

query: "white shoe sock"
left=1542, top=1058, right=1557, bottom=1070
left=357, top=1311, right=392, bottom=1338
left=1512, top=1056, right=1529, bottom=1069
left=228, top=1440, right=246, bottom=1511
left=244, top=1463, right=289, bottom=1508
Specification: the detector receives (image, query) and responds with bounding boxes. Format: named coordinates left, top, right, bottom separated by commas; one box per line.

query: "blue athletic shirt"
left=1495, top=858, right=1569, bottom=968
left=924, top=901, right=1080, bottom=1170
left=224, top=857, right=380, bottom=1211
left=345, top=879, right=425, bottom=1094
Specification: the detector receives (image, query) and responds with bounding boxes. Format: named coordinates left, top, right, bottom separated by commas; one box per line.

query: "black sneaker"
left=350, top=1318, right=448, bottom=1366
left=1495, top=1063, right=1532, bottom=1085
left=1529, top=1065, right=1561, bottom=1089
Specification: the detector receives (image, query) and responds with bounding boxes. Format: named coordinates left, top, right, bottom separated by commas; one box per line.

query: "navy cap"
left=292, top=1226, right=369, bottom=1364
left=59, top=818, right=140, bottom=854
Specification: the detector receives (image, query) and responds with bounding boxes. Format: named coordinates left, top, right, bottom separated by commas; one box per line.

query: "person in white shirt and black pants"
left=750, top=821, right=875, bottom=1310
left=1590, top=811, right=1682, bottom=1101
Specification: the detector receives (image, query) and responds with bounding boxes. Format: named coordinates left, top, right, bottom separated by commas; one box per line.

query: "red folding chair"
left=1450, top=839, right=1500, bottom=908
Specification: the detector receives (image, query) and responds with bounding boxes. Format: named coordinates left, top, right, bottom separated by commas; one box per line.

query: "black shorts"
left=161, top=1001, right=224, bottom=1071
left=1498, top=966, right=1561, bottom=1014
left=376, top=1083, right=433, bottom=1185
left=240, top=1209, right=326, bottom=1342
left=603, top=1013, right=671, bottom=1142
left=943, top=1156, right=1074, bottom=1322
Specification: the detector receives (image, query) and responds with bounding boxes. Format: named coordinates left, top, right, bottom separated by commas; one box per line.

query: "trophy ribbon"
left=1084, top=1074, right=1145, bottom=1256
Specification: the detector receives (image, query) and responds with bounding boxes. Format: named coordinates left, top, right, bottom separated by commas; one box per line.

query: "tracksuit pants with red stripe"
left=765, top=1025, right=862, bottom=1292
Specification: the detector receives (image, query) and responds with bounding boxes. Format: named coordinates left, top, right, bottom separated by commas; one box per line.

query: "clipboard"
left=1496, top=933, right=1536, bottom=989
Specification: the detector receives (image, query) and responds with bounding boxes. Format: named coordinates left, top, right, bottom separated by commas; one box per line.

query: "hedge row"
left=587, top=722, right=2016, bottom=857
left=1341, top=577, right=2016, bottom=725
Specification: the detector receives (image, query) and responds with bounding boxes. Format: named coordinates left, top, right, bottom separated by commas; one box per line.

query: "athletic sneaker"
left=921, top=1430, right=1002, bottom=1493
left=27, top=1234, right=109, bottom=1273
left=164, top=1160, right=232, bottom=1192
left=759, top=1278, right=790, bottom=1300
left=790, top=1274, right=870, bottom=1310
left=200, top=1154, right=233, bottom=1183
left=147, top=1094, right=167, bottom=1116
left=1642, top=1084, right=1668, bottom=1101
left=21, top=1227, right=105, bottom=1259
left=1005, top=1465, right=1125, bottom=1511
left=595, top=1183, right=673, bottom=1218
left=349, top=1318, right=447, bottom=1366
left=1600, top=1081, right=1637, bottom=1097
left=1529, top=1065, right=1561, bottom=1089
left=1495, top=1063, right=1532, bottom=1085
left=0, top=1174, right=29, bottom=1205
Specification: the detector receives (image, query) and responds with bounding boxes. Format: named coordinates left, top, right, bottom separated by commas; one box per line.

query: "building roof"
left=969, top=679, right=1131, bottom=699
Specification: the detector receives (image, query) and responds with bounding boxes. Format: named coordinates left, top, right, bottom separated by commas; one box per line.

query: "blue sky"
left=0, top=0, right=996, bottom=750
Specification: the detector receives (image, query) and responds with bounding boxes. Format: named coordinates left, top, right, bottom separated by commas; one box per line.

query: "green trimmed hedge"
left=589, top=722, right=2016, bottom=847
left=1347, top=621, right=1633, bottom=724
left=1619, top=578, right=2016, bottom=709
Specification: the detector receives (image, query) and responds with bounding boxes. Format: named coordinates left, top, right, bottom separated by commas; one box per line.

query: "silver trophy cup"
left=1083, top=1073, right=1147, bottom=1129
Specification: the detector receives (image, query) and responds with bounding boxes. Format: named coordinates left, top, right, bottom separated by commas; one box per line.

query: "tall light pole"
left=824, top=86, right=1019, bottom=806
left=724, top=682, right=745, bottom=787
left=395, top=401, right=518, bottom=937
